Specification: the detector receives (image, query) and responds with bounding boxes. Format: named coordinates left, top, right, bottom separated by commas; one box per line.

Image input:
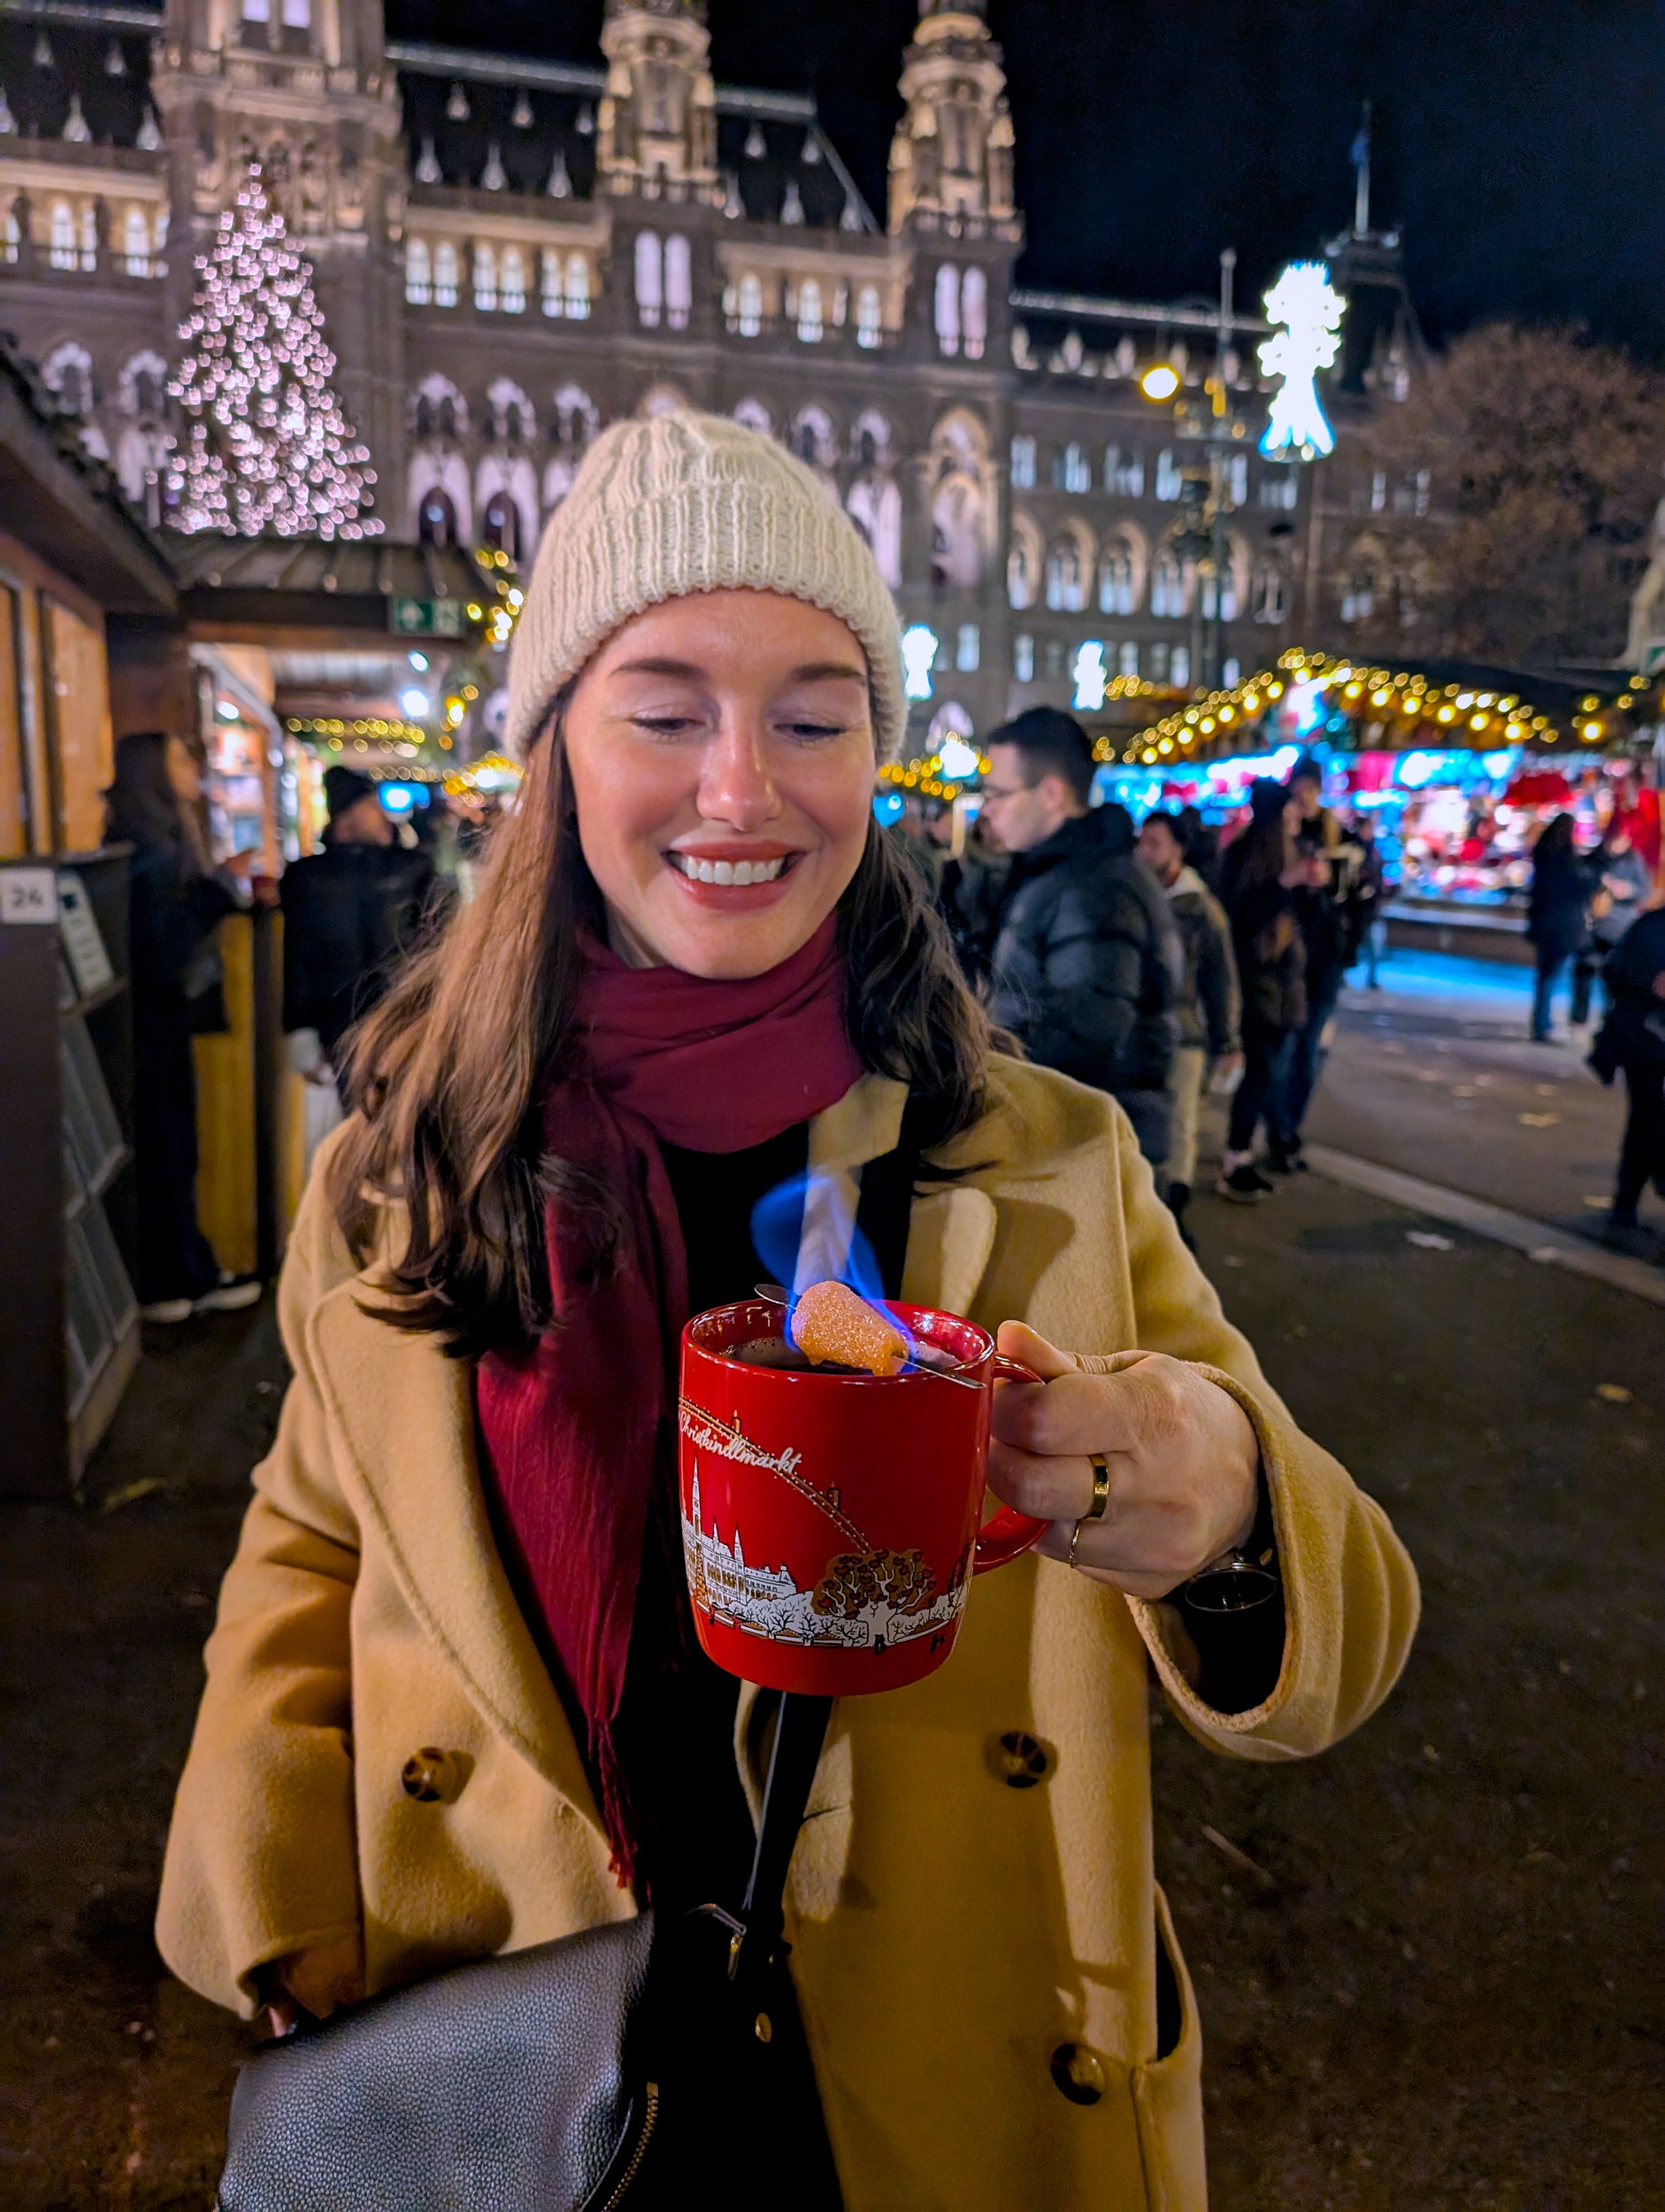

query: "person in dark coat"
left=104, top=732, right=262, bottom=1322
left=1588, top=902, right=1665, bottom=1246
left=978, top=708, right=1180, bottom=1165
left=280, top=766, right=441, bottom=1079
left=1277, top=755, right=1362, bottom=1168
left=1527, top=811, right=1592, bottom=1042
left=1216, top=780, right=1308, bottom=1201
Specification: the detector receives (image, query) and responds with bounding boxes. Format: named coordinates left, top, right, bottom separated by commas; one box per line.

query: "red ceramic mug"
left=678, top=1297, right=1050, bottom=1696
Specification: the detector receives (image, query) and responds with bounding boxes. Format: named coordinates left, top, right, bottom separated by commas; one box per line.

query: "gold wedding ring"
left=1085, top=1453, right=1111, bottom=1520
left=1068, top=1456, right=1112, bottom=1572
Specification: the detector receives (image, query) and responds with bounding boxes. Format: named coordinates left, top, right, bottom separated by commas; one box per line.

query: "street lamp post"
left=1140, top=247, right=1250, bottom=693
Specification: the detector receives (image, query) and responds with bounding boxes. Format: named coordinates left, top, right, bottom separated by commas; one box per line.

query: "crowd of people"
left=923, top=710, right=1385, bottom=1233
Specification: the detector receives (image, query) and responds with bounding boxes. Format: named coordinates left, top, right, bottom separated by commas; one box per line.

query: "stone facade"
left=0, top=0, right=1432, bottom=741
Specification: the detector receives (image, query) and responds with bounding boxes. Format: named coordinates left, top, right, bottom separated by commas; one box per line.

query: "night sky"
left=391, top=0, right=1665, bottom=357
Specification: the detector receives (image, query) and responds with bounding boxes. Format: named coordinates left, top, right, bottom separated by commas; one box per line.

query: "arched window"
left=50, top=202, right=77, bottom=270
left=793, top=408, right=835, bottom=471
left=1104, top=445, right=1144, bottom=495
left=932, top=480, right=983, bottom=592
left=121, top=208, right=150, bottom=277
left=852, top=411, right=890, bottom=470
left=960, top=265, right=986, bottom=361
left=480, top=489, right=521, bottom=564
left=417, top=488, right=457, bottom=548
left=1055, top=442, right=1091, bottom=495
left=433, top=241, right=459, bottom=309
left=1045, top=536, right=1086, bottom=614
left=3, top=204, right=19, bottom=265
left=541, top=248, right=563, bottom=316
left=634, top=231, right=663, bottom=326
left=797, top=279, right=823, bottom=344
left=78, top=204, right=97, bottom=270
left=500, top=247, right=526, bottom=314
left=281, top=0, right=311, bottom=24
left=855, top=284, right=881, bottom=349
left=44, top=344, right=93, bottom=416
left=1099, top=540, right=1137, bottom=616
left=934, top=264, right=961, bottom=356
left=847, top=475, right=902, bottom=589
left=1252, top=557, right=1288, bottom=624
left=1009, top=434, right=1036, bottom=490
left=734, top=273, right=763, bottom=337
left=553, top=384, right=598, bottom=450
left=1155, top=449, right=1183, bottom=502
left=733, top=396, right=771, bottom=437
left=405, top=238, right=432, bottom=305
left=664, top=234, right=691, bottom=330
left=1150, top=545, right=1192, bottom=618
left=565, top=256, right=590, bottom=319
left=472, top=242, right=498, bottom=311
left=1007, top=527, right=1040, bottom=611
left=1339, top=568, right=1377, bottom=625
left=1118, top=641, right=1139, bottom=678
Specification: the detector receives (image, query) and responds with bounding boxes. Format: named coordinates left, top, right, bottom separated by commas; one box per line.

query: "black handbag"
left=217, top=1695, right=834, bottom=2212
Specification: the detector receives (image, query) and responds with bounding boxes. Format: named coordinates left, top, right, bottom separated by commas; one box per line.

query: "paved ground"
left=1308, top=948, right=1653, bottom=1256
left=2, top=1030, right=1661, bottom=2204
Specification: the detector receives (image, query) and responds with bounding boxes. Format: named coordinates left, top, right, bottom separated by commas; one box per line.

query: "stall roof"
left=0, top=340, right=176, bottom=614
left=166, top=534, right=490, bottom=649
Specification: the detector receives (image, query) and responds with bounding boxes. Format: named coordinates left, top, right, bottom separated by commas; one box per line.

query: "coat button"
left=992, top=1731, right=1053, bottom=1787
left=402, top=1747, right=465, bottom=1804
left=1050, top=2042, right=1106, bottom=2106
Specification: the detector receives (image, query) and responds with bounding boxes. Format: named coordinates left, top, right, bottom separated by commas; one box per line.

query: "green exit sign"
left=391, top=597, right=466, bottom=637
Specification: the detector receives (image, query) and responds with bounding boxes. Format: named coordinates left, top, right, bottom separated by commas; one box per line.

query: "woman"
left=1215, top=780, right=1309, bottom=1200
left=105, top=732, right=261, bottom=1322
left=157, top=415, right=1416, bottom=2211
left=1526, top=810, right=1590, bottom=1042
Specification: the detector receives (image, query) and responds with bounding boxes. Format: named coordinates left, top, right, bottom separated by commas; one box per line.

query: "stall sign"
left=391, top=598, right=466, bottom=639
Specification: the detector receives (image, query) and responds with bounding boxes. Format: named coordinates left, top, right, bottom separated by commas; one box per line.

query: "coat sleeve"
left=1198, top=895, right=1241, bottom=1057
left=155, top=1145, right=365, bottom=2017
left=1104, top=1109, right=1420, bottom=1763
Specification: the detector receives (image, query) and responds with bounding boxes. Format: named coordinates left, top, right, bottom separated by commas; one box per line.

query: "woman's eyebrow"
left=786, top=662, right=867, bottom=685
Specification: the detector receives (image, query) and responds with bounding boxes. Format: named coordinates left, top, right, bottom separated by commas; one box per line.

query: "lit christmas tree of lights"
left=167, top=168, right=380, bottom=538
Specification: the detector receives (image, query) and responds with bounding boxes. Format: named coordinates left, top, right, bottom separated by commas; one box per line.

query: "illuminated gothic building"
left=0, top=0, right=1424, bottom=739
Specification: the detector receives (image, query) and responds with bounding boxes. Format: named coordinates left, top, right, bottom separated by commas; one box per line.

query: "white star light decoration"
left=1257, top=262, right=1346, bottom=462
left=167, top=169, right=381, bottom=538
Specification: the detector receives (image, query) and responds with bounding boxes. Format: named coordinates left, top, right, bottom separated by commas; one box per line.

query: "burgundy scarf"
left=475, top=918, right=863, bottom=1884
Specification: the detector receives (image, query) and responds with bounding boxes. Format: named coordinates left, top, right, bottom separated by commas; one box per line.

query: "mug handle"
left=973, top=1356, right=1052, bottom=1575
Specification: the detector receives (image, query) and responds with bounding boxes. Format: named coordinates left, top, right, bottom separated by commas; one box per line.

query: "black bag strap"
left=721, top=1692, right=832, bottom=1990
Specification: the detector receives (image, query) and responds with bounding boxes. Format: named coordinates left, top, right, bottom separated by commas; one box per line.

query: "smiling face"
left=560, top=589, right=879, bottom=979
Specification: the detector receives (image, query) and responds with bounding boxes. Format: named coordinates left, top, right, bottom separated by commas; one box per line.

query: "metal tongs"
left=753, top=1284, right=984, bottom=1389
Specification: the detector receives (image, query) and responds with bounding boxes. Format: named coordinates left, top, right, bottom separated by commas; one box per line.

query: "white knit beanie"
left=502, top=411, right=906, bottom=764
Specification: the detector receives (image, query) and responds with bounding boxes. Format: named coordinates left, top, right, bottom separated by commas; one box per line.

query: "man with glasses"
left=977, top=707, right=1180, bottom=1169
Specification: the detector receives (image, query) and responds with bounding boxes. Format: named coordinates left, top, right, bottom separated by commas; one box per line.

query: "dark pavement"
left=2, top=1123, right=1661, bottom=2205
left=1308, top=949, right=1650, bottom=1255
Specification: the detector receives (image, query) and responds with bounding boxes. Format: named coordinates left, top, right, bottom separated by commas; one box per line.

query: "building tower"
left=596, top=0, right=719, bottom=204
left=887, top=1, right=1016, bottom=236
left=150, top=0, right=405, bottom=518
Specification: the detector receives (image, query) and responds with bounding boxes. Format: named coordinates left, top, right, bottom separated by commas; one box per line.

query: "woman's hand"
left=987, top=1323, right=1261, bottom=1600
left=265, top=1931, right=364, bottom=2037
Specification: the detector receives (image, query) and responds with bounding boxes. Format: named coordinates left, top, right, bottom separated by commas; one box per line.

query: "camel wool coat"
left=157, top=1056, right=1419, bottom=2212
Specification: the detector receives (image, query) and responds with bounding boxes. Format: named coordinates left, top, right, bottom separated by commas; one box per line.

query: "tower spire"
left=887, top=3, right=1015, bottom=234
left=1350, top=100, right=1373, bottom=239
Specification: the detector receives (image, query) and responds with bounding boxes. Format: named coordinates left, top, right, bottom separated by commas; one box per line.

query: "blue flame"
left=750, top=1170, right=894, bottom=1349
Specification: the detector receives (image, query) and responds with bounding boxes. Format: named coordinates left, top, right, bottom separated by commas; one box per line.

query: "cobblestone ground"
left=1, top=1161, right=1660, bottom=2206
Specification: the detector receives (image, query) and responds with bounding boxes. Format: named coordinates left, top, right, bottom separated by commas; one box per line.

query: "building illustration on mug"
left=680, top=1441, right=970, bottom=1653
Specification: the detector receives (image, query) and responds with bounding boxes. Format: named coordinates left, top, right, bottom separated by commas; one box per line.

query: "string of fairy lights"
left=168, top=168, right=380, bottom=541
left=1102, top=648, right=1663, bottom=770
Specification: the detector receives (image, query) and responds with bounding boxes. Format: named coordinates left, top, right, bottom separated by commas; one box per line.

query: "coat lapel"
left=305, top=1279, right=603, bottom=1830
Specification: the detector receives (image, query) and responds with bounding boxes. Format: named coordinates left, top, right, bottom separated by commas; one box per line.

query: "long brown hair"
left=330, top=709, right=994, bottom=1358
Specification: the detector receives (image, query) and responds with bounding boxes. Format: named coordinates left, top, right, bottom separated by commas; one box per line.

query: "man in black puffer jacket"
left=281, top=767, right=445, bottom=1080
left=978, top=708, right=1181, bottom=1165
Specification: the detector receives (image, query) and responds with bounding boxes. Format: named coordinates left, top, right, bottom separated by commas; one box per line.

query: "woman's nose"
left=697, top=715, right=780, bottom=827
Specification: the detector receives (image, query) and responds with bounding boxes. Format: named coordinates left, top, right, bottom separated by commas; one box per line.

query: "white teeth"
left=673, top=854, right=786, bottom=886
